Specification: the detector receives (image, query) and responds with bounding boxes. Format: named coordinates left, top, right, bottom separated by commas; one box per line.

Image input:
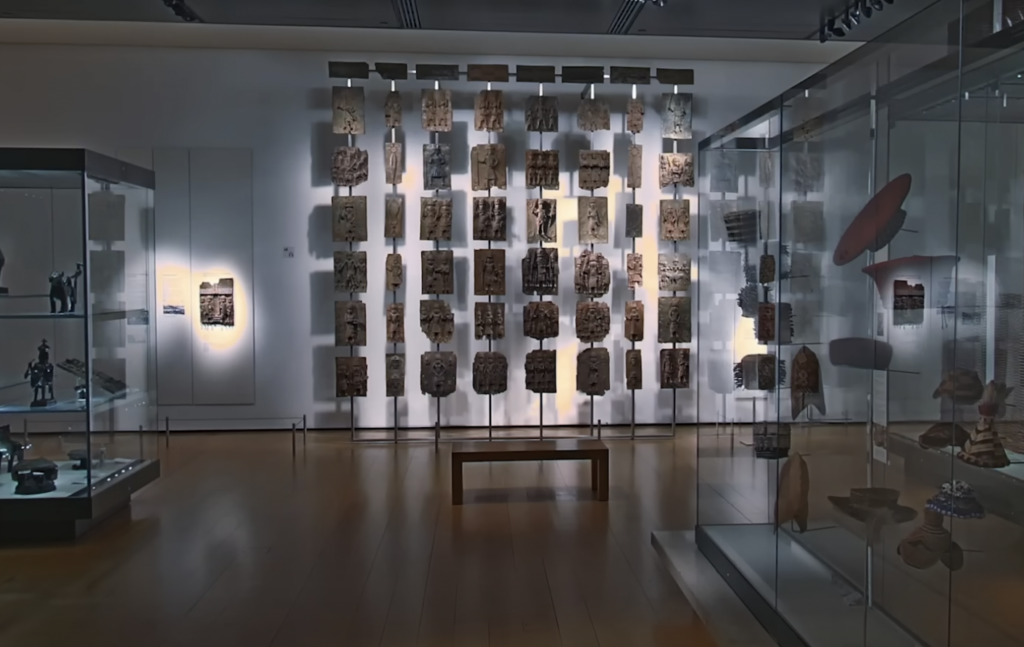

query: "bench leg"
left=452, top=457, right=463, bottom=505
left=591, top=458, right=598, bottom=492
left=597, top=456, right=609, bottom=502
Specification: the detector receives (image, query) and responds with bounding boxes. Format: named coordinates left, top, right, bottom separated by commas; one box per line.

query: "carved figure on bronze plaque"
left=790, top=153, right=823, bottom=194
left=577, top=348, right=610, bottom=396
left=474, top=302, right=505, bottom=340
left=420, top=299, right=454, bottom=344
left=473, top=197, right=507, bottom=241
left=474, top=90, right=504, bottom=132
left=332, top=196, right=367, bottom=242
left=625, top=300, right=644, bottom=341
left=332, top=86, right=365, bottom=135
left=659, top=153, right=694, bottom=188
left=384, top=143, right=403, bottom=185
left=577, top=99, right=610, bottom=132
left=660, top=349, right=690, bottom=389
left=525, top=350, right=557, bottom=394
left=626, top=99, right=644, bottom=134
left=385, top=354, right=405, bottom=397
left=384, top=90, right=402, bottom=128
left=658, top=253, right=691, bottom=292
left=759, top=255, right=776, bottom=284
left=421, top=89, right=453, bottom=132
left=334, top=251, right=367, bottom=293
left=627, top=145, right=642, bottom=189
left=384, top=196, right=404, bottom=239
left=660, top=199, right=690, bottom=241
left=331, top=147, right=369, bottom=187
left=579, top=151, right=611, bottom=190
left=385, top=253, right=403, bottom=292
left=524, top=302, right=559, bottom=340
left=578, top=197, right=609, bottom=244
left=527, top=198, right=557, bottom=244
left=471, top=144, right=507, bottom=191
left=421, top=250, right=454, bottom=295
left=792, top=201, right=825, bottom=244
left=658, top=297, right=692, bottom=343
left=526, top=96, right=559, bottom=132
left=626, top=350, right=642, bottom=390
left=474, top=249, right=506, bottom=296
left=627, top=254, right=643, bottom=290
left=386, top=303, right=404, bottom=343
left=420, top=198, right=453, bottom=241
left=335, top=300, right=366, bottom=346
left=420, top=351, right=457, bottom=397
left=473, top=352, right=508, bottom=395
left=423, top=144, right=451, bottom=190
left=526, top=150, right=559, bottom=190
left=574, top=250, right=610, bottom=296
left=576, top=301, right=610, bottom=343
left=662, top=93, right=693, bottom=140
left=522, top=248, right=559, bottom=296
left=335, top=356, right=368, bottom=397
left=626, top=204, right=643, bottom=238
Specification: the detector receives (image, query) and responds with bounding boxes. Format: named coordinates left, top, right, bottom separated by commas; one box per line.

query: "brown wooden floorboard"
left=0, top=431, right=715, bottom=647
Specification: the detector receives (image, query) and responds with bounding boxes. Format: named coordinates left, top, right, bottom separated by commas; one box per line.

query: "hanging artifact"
left=331, top=147, right=369, bottom=187
left=472, top=352, right=508, bottom=395
left=386, top=304, right=404, bottom=344
left=384, top=196, right=404, bottom=239
left=626, top=99, right=644, bottom=134
left=577, top=99, right=610, bottom=132
left=525, top=96, right=559, bottom=132
left=722, top=209, right=759, bottom=244
left=658, top=153, right=694, bottom=188
left=659, top=349, right=690, bottom=389
left=473, top=249, right=506, bottom=296
left=525, top=350, right=557, bottom=393
left=625, top=350, right=642, bottom=391
left=931, top=367, right=984, bottom=404
left=578, top=197, right=609, bottom=244
left=625, top=204, right=643, bottom=238
left=383, top=90, right=402, bottom=128
left=332, top=86, right=365, bottom=135
left=828, top=338, right=893, bottom=370
left=774, top=453, right=809, bottom=532
left=423, top=144, right=452, bottom=190
left=755, top=302, right=793, bottom=344
left=525, top=150, right=560, bottom=189
left=474, top=303, right=505, bottom=340
left=734, top=354, right=785, bottom=391
left=661, top=93, right=692, bottom=139
left=335, top=357, right=368, bottom=398
left=657, top=297, right=691, bottom=343
left=790, top=346, right=825, bottom=420
left=334, top=301, right=367, bottom=346
left=421, top=250, right=454, bottom=295
left=470, top=144, right=507, bottom=191
left=791, top=200, right=825, bottom=244
left=578, top=151, right=611, bottom=190
left=659, top=200, right=690, bottom=241
left=526, top=199, right=556, bottom=243
left=861, top=255, right=959, bottom=316
left=333, top=252, right=367, bottom=293
left=419, top=299, right=455, bottom=344
left=753, top=422, right=790, bottom=460
left=474, top=90, right=504, bottom=132
left=421, top=89, right=453, bottom=132
left=624, top=300, right=644, bottom=341
left=658, top=254, right=691, bottom=292
left=626, top=254, right=642, bottom=290
left=523, top=302, right=559, bottom=340
left=420, top=198, right=453, bottom=241
left=627, top=145, right=642, bottom=189
left=332, top=196, right=368, bottom=242
left=385, top=354, right=405, bottom=397
left=473, top=197, right=507, bottom=241
left=420, top=352, right=457, bottom=397
left=574, top=250, right=610, bottom=297
left=522, top=248, right=559, bottom=296
left=576, top=348, right=610, bottom=396
left=833, top=173, right=912, bottom=266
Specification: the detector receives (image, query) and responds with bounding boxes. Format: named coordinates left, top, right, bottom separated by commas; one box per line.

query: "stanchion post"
left=164, top=416, right=170, bottom=449
left=302, top=414, right=307, bottom=446
left=291, top=422, right=296, bottom=457
left=138, top=424, right=144, bottom=459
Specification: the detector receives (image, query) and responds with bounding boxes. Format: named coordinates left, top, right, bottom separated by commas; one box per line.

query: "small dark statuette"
left=575, top=301, right=610, bottom=343
left=662, top=93, right=693, bottom=139
left=626, top=350, right=643, bottom=391
left=384, top=90, right=402, bottom=128
left=627, top=253, right=643, bottom=290
left=577, top=348, right=610, bottom=396
left=473, top=352, right=508, bottom=395
left=420, top=198, right=453, bottom=241
left=473, top=197, right=507, bottom=241
left=579, top=150, right=611, bottom=190
left=625, top=204, right=643, bottom=238
left=332, top=196, right=368, bottom=242
left=421, top=89, right=453, bottom=132
left=335, top=300, right=367, bottom=346
left=334, top=251, right=367, bottom=293
left=384, top=143, right=403, bottom=185
left=527, top=198, right=557, bottom=243
left=524, top=302, right=559, bottom=340
left=386, top=303, right=405, bottom=343
left=335, top=356, right=368, bottom=397
left=660, top=199, right=690, bottom=241
left=471, top=144, right=507, bottom=191
left=332, top=86, right=365, bottom=135
left=386, top=354, right=405, bottom=397
left=660, top=349, right=690, bottom=389
left=522, top=248, right=559, bottom=296
left=658, top=297, right=692, bottom=343
left=577, top=99, right=611, bottom=132
left=385, top=253, right=403, bottom=292
left=421, top=250, right=455, bottom=295
left=525, top=96, right=559, bottom=132
left=658, top=253, right=691, bottom=292
left=12, top=458, right=58, bottom=496
left=474, top=249, right=506, bottom=296
left=626, top=99, right=645, bottom=134
left=467, top=64, right=510, bottom=82
left=474, top=302, right=505, bottom=340
left=574, top=249, right=610, bottom=297
left=627, top=145, right=642, bottom=189
left=420, top=351, right=457, bottom=397
left=659, top=153, right=694, bottom=188
left=420, top=299, right=455, bottom=344
left=577, top=197, right=609, bottom=245
left=625, top=300, right=644, bottom=341
left=331, top=146, right=369, bottom=187
left=526, top=150, right=559, bottom=189
left=525, top=350, right=557, bottom=394
left=68, top=448, right=103, bottom=471
left=25, top=339, right=55, bottom=407
left=384, top=196, right=404, bottom=239
left=423, top=144, right=452, bottom=190
left=48, top=263, right=83, bottom=313
left=0, top=424, right=28, bottom=473
left=474, top=90, right=505, bottom=132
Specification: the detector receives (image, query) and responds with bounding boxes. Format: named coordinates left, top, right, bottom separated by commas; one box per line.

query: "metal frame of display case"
left=0, top=148, right=160, bottom=542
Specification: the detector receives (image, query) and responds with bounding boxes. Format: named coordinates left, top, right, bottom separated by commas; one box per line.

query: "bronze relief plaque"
left=626, top=99, right=645, bottom=134
left=384, top=90, right=402, bottom=128
left=474, top=249, right=506, bottom=296
left=662, top=93, right=693, bottom=140
left=792, top=200, right=825, bottom=244
left=423, top=144, right=451, bottom=190
left=527, top=198, right=557, bottom=244
left=420, top=299, right=454, bottom=344
left=577, top=348, right=610, bottom=396
left=474, top=302, right=505, bottom=340
left=386, top=303, right=404, bottom=343
left=525, top=96, right=559, bottom=132
left=574, top=249, right=610, bottom=296
left=420, top=351, right=457, bottom=397
left=659, top=154, right=694, bottom=188
left=334, top=251, right=367, bottom=293
left=759, top=255, right=776, bottom=284
left=524, top=302, right=559, bottom=340
left=419, top=198, right=453, bottom=241
left=660, top=199, right=690, bottom=241
left=577, top=197, right=609, bottom=244
left=332, top=196, right=367, bottom=242
left=421, top=250, right=454, bottom=295
left=472, top=197, right=507, bottom=241
left=331, top=147, right=369, bottom=187
left=660, top=349, right=690, bottom=389
left=385, top=354, right=405, bottom=397
left=335, top=300, right=366, bottom=346
left=332, top=86, right=365, bottom=135
left=525, top=350, right=557, bottom=394
left=471, top=144, right=507, bottom=191
left=525, top=150, right=559, bottom=189
left=658, top=296, right=692, bottom=343
left=575, top=301, right=610, bottom=343
left=474, top=90, right=504, bottom=132
left=384, top=143, right=403, bottom=185
left=579, top=150, right=611, bottom=190
left=627, top=145, right=642, bottom=189
left=335, top=356, right=368, bottom=397
left=522, top=248, right=559, bottom=296
left=577, top=99, right=610, bottom=132
left=625, top=204, right=643, bottom=238
left=384, top=196, right=404, bottom=239
left=626, top=350, right=643, bottom=391
left=421, top=89, right=452, bottom=132
left=658, top=253, right=691, bottom=292
left=472, top=352, right=508, bottom=395
left=385, top=253, right=403, bottom=292
left=626, top=253, right=643, bottom=290
left=625, top=300, right=644, bottom=341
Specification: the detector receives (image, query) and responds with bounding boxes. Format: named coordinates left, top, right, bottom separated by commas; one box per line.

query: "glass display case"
left=0, top=148, right=159, bottom=541
left=695, top=2, right=1024, bottom=645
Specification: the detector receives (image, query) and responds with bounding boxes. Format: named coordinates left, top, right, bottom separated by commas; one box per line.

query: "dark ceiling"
left=0, top=0, right=939, bottom=41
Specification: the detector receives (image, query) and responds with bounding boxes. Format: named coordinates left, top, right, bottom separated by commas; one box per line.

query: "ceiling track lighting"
left=819, top=0, right=892, bottom=43
left=162, top=0, right=203, bottom=23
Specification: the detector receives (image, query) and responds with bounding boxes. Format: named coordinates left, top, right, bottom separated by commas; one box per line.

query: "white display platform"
left=0, top=457, right=136, bottom=499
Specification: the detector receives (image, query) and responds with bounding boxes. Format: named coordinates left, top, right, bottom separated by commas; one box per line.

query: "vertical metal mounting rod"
left=138, top=424, right=144, bottom=459
left=165, top=415, right=170, bottom=449
left=291, top=422, right=296, bottom=457
left=302, top=414, right=307, bottom=446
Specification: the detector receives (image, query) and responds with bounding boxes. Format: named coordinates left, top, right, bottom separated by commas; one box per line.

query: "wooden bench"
left=451, top=439, right=609, bottom=505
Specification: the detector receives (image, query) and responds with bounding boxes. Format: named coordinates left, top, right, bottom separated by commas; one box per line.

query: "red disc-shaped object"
left=833, top=174, right=913, bottom=266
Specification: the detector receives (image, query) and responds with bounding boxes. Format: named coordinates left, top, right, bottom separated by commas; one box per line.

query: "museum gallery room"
left=2, top=0, right=1024, bottom=645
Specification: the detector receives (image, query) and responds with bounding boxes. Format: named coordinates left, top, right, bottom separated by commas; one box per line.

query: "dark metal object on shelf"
left=12, top=458, right=58, bottom=496
left=25, top=339, right=55, bottom=407
left=0, top=425, right=28, bottom=473
left=48, top=262, right=83, bottom=313
left=753, top=422, right=791, bottom=459
left=55, top=359, right=127, bottom=394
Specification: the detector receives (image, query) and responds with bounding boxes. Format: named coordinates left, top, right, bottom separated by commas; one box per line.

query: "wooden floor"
left=0, top=431, right=716, bottom=647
